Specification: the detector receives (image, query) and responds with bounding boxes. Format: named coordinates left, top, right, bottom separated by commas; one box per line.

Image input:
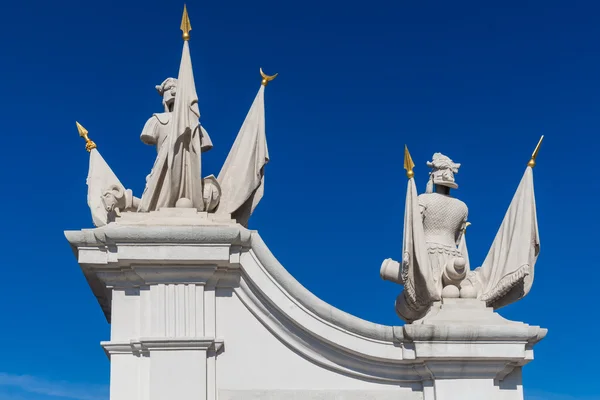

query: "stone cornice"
left=96, top=265, right=221, bottom=287
left=401, top=324, right=546, bottom=342
left=102, top=337, right=224, bottom=358
left=65, top=224, right=252, bottom=248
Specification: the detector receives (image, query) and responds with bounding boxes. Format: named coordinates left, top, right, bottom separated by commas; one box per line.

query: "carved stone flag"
left=472, top=167, right=540, bottom=309
left=217, top=85, right=269, bottom=226
left=396, top=177, right=441, bottom=322
left=86, top=148, right=124, bottom=227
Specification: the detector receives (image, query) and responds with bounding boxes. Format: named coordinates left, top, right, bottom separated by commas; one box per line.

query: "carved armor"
left=419, top=193, right=468, bottom=247
left=382, top=147, right=541, bottom=323
left=419, top=192, right=468, bottom=290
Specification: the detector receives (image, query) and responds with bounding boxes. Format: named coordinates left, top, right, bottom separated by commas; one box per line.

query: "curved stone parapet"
left=248, top=232, right=395, bottom=342
left=65, top=217, right=546, bottom=398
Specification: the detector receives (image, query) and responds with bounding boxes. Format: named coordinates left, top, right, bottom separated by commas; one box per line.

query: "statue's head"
left=156, top=78, right=178, bottom=112
left=426, top=153, right=461, bottom=192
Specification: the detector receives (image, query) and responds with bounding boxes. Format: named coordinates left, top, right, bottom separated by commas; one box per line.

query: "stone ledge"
left=65, top=223, right=252, bottom=248
left=101, top=337, right=224, bottom=358
left=396, top=299, right=547, bottom=350
left=114, top=208, right=236, bottom=226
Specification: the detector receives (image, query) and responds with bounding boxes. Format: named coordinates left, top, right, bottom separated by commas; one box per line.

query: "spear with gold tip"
left=404, top=145, right=415, bottom=179
left=527, top=135, right=544, bottom=168
left=181, top=4, right=191, bottom=41
left=76, top=121, right=96, bottom=152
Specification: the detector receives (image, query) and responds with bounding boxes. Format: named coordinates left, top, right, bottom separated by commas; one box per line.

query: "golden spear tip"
left=404, top=145, right=415, bottom=179
left=181, top=4, right=192, bottom=41
left=527, top=135, right=544, bottom=168
left=260, top=68, right=278, bottom=86
left=76, top=121, right=96, bottom=152
left=75, top=121, right=87, bottom=137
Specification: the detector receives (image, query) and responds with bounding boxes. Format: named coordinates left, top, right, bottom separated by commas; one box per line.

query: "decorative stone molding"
left=65, top=217, right=546, bottom=399
left=65, top=223, right=252, bottom=248
left=102, top=338, right=224, bottom=358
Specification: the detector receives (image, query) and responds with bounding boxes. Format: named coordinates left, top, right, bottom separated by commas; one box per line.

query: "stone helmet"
left=156, top=77, right=178, bottom=111
left=426, top=153, right=461, bottom=192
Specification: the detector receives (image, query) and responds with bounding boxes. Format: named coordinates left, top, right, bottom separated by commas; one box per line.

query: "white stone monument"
left=65, top=7, right=546, bottom=400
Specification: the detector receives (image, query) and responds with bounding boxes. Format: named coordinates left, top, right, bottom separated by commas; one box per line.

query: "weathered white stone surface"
left=85, top=148, right=139, bottom=227
left=138, top=40, right=213, bottom=212
left=384, top=151, right=541, bottom=323
left=65, top=210, right=546, bottom=400
left=216, top=84, right=269, bottom=227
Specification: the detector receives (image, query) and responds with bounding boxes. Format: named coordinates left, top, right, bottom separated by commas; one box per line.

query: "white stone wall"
left=215, top=286, right=421, bottom=396
left=65, top=219, right=545, bottom=400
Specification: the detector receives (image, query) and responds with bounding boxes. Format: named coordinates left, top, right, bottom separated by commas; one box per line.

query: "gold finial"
left=404, top=145, right=415, bottom=179
left=260, top=68, right=278, bottom=86
left=463, top=221, right=472, bottom=233
left=181, top=4, right=192, bottom=41
left=76, top=121, right=96, bottom=152
left=527, top=135, right=544, bottom=168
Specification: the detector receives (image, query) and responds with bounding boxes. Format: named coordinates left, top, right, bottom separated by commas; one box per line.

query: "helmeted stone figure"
left=78, top=6, right=274, bottom=226
left=382, top=143, right=541, bottom=323
left=139, top=77, right=213, bottom=158
left=418, top=153, right=469, bottom=295
left=136, top=46, right=214, bottom=212
left=382, top=152, right=471, bottom=322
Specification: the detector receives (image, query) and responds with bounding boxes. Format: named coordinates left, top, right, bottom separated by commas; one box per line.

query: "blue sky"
left=0, top=0, right=598, bottom=399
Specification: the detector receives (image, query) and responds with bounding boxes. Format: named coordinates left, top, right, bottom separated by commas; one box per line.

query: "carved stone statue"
left=139, top=78, right=212, bottom=153
left=381, top=153, right=471, bottom=321
left=418, top=154, right=469, bottom=294
left=79, top=9, right=275, bottom=228
left=382, top=144, right=542, bottom=323
left=137, top=72, right=213, bottom=212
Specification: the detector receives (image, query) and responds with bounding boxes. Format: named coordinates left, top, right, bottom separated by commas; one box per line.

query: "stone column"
left=67, top=212, right=246, bottom=400
left=399, top=299, right=546, bottom=400
left=98, top=270, right=228, bottom=400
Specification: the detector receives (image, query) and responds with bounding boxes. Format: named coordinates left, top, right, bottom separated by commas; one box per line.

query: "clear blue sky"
left=0, top=0, right=597, bottom=399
